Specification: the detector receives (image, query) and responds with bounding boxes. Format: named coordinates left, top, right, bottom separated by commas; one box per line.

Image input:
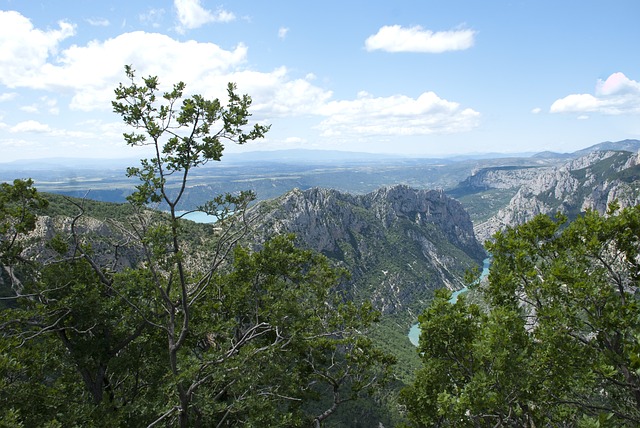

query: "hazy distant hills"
left=572, top=139, right=640, bottom=156
left=2, top=138, right=638, bottom=169
left=1, top=139, right=639, bottom=227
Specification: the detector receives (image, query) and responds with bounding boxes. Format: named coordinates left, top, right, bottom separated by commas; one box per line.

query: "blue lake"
left=174, top=211, right=218, bottom=223
left=408, top=257, right=491, bottom=346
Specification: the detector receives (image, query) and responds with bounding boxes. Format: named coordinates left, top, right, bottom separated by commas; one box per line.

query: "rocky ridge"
left=246, top=185, right=486, bottom=315
left=473, top=150, right=640, bottom=242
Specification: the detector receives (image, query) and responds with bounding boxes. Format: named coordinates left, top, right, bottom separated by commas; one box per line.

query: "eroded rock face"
left=24, top=215, right=143, bottom=271
left=462, top=166, right=551, bottom=190
left=362, top=186, right=480, bottom=255
left=474, top=150, right=640, bottom=242
left=247, top=185, right=485, bottom=315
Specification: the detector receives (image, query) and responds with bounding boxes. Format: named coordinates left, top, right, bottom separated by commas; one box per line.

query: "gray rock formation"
left=474, top=150, right=640, bottom=242
left=247, top=185, right=485, bottom=315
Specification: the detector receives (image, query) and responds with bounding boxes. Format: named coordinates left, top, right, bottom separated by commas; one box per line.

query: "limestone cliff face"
left=461, top=166, right=553, bottom=190
left=23, top=215, right=143, bottom=271
left=474, top=150, right=640, bottom=242
left=247, top=185, right=485, bottom=315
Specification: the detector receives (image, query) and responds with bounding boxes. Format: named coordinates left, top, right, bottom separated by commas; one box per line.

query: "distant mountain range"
left=3, top=139, right=639, bottom=168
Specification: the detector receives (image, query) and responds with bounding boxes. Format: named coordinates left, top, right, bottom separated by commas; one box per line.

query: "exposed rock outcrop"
left=474, top=150, right=640, bottom=242
left=247, top=185, right=486, bottom=315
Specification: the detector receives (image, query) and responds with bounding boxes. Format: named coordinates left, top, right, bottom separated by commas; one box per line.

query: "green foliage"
left=1, top=67, right=394, bottom=427
left=0, top=179, right=48, bottom=264
left=402, top=205, right=640, bottom=427
left=451, top=188, right=519, bottom=223
left=112, top=65, right=269, bottom=210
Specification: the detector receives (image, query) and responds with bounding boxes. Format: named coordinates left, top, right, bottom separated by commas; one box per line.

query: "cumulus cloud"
left=226, top=67, right=333, bottom=118
left=0, top=11, right=335, bottom=120
left=10, top=120, right=51, bottom=133
left=316, top=91, right=480, bottom=137
left=174, top=0, right=235, bottom=33
left=0, top=14, right=250, bottom=110
left=0, top=12, right=334, bottom=119
left=550, top=72, right=640, bottom=115
left=0, top=11, right=75, bottom=88
left=0, top=10, right=480, bottom=153
left=57, top=31, right=247, bottom=95
left=531, top=107, right=542, bottom=114
left=365, top=25, right=475, bottom=53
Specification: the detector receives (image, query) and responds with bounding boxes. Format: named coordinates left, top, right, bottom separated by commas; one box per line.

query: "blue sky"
left=1, top=0, right=639, bottom=162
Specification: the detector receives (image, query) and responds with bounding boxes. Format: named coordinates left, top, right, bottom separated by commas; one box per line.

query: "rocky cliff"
left=246, top=185, right=486, bottom=315
left=474, top=150, right=640, bottom=242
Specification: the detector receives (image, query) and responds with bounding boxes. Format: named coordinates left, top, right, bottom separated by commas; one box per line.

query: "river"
left=408, top=257, right=491, bottom=346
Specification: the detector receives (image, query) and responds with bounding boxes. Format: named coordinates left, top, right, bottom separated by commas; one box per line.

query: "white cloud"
left=316, top=91, right=480, bottom=137
left=19, top=97, right=58, bottom=115
left=278, top=27, right=289, bottom=40
left=0, top=11, right=75, bottom=88
left=20, top=105, right=39, bottom=113
left=595, top=72, right=640, bottom=96
left=229, top=67, right=333, bottom=118
left=0, top=10, right=480, bottom=155
left=365, top=25, right=475, bottom=53
left=550, top=72, right=640, bottom=115
left=86, top=18, right=110, bottom=27
left=531, top=107, right=542, bottom=114
left=10, top=120, right=51, bottom=133
left=56, top=33, right=248, bottom=111
left=0, top=92, right=17, bottom=102
left=174, top=0, right=235, bottom=33
left=0, top=16, right=249, bottom=110
left=0, top=12, right=331, bottom=119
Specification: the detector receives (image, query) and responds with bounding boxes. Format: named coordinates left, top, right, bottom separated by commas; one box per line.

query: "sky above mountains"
left=1, top=0, right=639, bottom=162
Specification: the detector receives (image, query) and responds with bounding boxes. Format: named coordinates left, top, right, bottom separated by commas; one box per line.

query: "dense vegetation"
left=0, top=68, right=394, bottom=427
left=401, top=204, right=640, bottom=427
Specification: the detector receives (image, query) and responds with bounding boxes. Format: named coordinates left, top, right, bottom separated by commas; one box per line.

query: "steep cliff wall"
left=474, top=150, right=640, bottom=242
left=247, top=185, right=486, bottom=315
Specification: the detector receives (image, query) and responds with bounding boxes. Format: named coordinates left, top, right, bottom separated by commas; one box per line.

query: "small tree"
left=111, top=65, right=270, bottom=426
left=0, top=178, right=48, bottom=294
left=111, top=66, right=394, bottom=426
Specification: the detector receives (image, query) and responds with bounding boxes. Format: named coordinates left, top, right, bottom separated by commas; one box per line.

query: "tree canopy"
left=0, top=67, right=394, bottom=427
left=401, top=205, right=640, bottom=427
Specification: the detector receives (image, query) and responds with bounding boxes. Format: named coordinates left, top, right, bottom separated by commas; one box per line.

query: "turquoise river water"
left=408, top=258, right=491, bottom=346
